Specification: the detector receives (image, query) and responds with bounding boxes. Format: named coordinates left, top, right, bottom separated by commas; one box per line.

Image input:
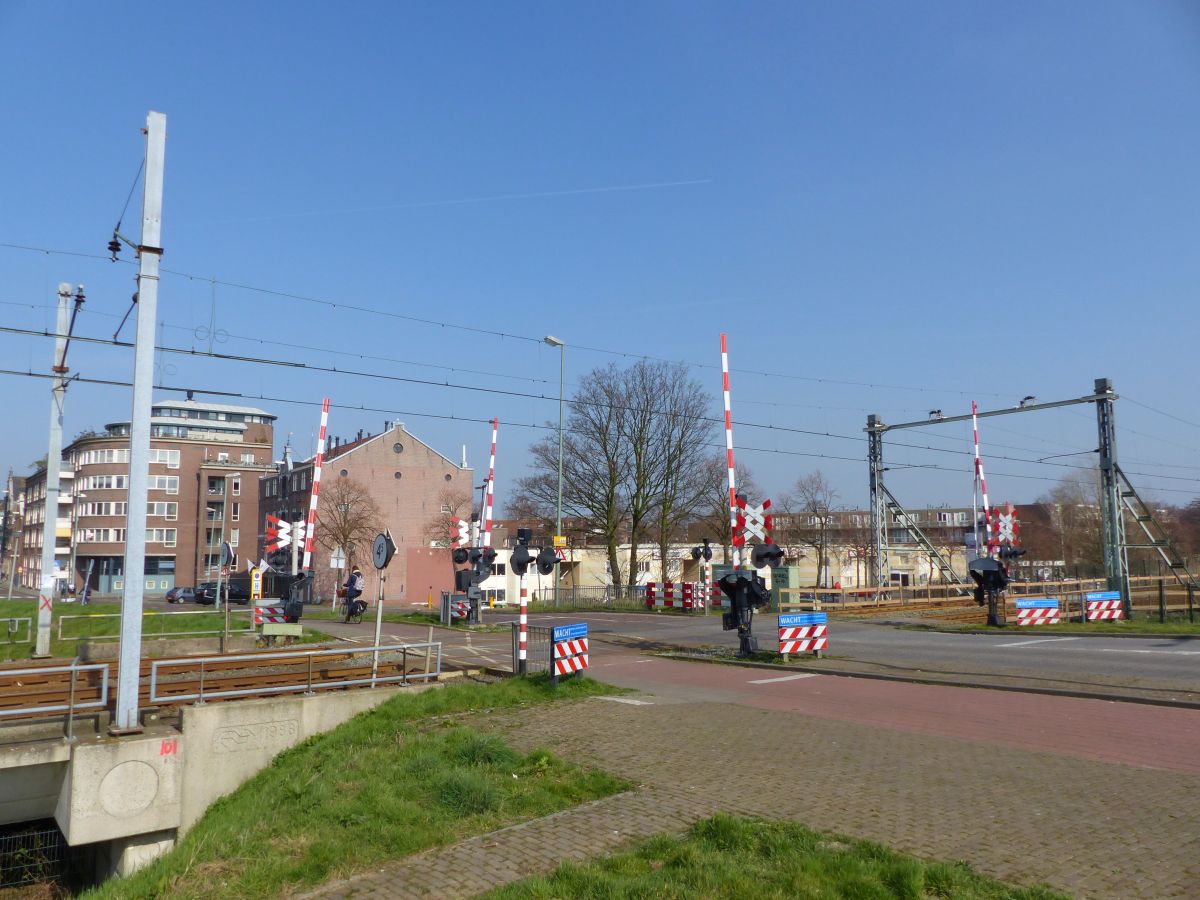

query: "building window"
left=241, top=453, right=255, bottom=464
left=230, top=529, right=239, bottom=548
left=394, top=471, right=402, bottom=480
left=440, top=504, right=452, bottom=514
left=232, top=477, right=241, bottom=496
left=340, top=469, right=348, bottom=478
left=217, top=452, right=230, bottom=463
left=151, top=476, right=180, bottom=495
left=393, top=442, right=404, bottom=454
left=231, top=502, right=239, bottom=522
left=490, top=564, right=506, bottom=576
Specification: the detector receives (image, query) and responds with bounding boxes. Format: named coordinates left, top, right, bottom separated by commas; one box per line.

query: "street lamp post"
left=543, top=336, right=565, bottom=604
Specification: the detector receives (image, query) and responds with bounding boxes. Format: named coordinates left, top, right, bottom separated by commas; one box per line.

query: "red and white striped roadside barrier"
left=553, top=638, right=588, bottom=674
left=1085, top=591, right=1124, bottom=621
left=255, top=604, right=287, bottom=625
left=1015, top=599, right=1061, bottom=625
left=551, top=624, right=589, bottom=684
left=1086, top=601, right=1123, bottom=621
left=645, top=582, right=698, bottom=610
left=779, top=613, right=827, bottom=656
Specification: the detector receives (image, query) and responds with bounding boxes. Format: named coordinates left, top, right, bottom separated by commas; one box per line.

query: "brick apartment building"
left=2, top=473, right=26, bottom=587
left=19, top=399, right=277, bottom=594
left=259, top=421, right=472, bottom=604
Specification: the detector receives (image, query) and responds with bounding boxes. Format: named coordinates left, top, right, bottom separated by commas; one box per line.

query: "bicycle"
left=340, top=596, right=363, bottom=624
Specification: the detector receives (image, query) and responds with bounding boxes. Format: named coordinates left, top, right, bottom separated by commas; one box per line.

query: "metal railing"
left=0, top=661, right=109, bottom=719
left=538, top=585, right=646, bottom=611
left=56, top=608, right=257, bottom=641
left=511, top=623, right=553, bottom=674
left=148, top=641, right=442, bottom=704
left=3, top=616, right=32, bottom=643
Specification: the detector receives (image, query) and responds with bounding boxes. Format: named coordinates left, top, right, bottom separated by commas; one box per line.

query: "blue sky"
left=2, top=1, right=1199, bottom=512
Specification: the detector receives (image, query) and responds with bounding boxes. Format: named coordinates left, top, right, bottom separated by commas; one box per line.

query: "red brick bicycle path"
left=312, top=654, right=1200, bottom=899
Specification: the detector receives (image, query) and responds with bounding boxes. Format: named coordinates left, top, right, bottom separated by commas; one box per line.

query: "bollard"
left=1158, top=579, right=1166, bottom=624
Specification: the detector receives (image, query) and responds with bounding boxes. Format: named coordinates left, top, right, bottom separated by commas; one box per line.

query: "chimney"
left=461, top=444, right=467, bottom=468
left=357, top=429, right=363, bottom=441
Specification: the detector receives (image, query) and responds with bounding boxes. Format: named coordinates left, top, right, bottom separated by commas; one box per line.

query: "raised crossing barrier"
left=1015, top=598, right=1061, bottom=625
left=1085, top=591, right=1124, bottom=621
left=779, top=612, right=827, bottom=658
left=551, top=623, right=588, bottom=685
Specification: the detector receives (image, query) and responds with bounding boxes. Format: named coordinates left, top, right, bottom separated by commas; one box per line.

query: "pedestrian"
left=343, top=567, right=366, bottom=622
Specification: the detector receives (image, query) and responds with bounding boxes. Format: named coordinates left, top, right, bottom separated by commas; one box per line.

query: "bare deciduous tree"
left=517, top=360, right=712, bottom=588
left=315, top=476, right=384, bottom=573
left=779, top=471, right=840, bottom=587
left=694, top=457, right=762, bottom=564
left=422, top=484, right=474, bottom=547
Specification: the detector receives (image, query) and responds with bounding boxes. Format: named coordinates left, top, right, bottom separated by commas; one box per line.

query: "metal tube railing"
left=0, top=662, right=109, bottom=718
left=3, top=617, right=32, bottom=643
left=56, top=608, right=256, bottom=641
left=148, top=642, right=442, bottom=704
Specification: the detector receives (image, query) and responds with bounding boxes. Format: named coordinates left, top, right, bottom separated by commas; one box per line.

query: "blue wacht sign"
left=779, top=612, right=827, bottom=627
left=552, top=623, right=588, bottom=643
left=1084, top=591, right=1121, bottom=602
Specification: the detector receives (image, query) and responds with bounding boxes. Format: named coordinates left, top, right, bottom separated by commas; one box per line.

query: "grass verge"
left=85, top=675, right=627, bottom=900
left=305, top=607, right=511, bottom=632
left=0, top=599, right=332, bottom=661
left=485, top=814, right=1066, bottom=900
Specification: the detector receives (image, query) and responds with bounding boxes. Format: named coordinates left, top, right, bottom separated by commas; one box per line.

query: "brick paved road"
left=312, top=654, right=1200, bottom=899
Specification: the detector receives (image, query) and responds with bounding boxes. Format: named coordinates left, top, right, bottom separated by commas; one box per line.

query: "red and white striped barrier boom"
left=721, top=333, right=740, bottom=569
left=972, top=401, right=995, bottom=556
left=482, top=417, right=498, bottom=550
left=302, top=397, right=330, bottom=572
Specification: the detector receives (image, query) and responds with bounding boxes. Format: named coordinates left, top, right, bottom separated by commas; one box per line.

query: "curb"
left=656, top=652, right=1200, bottom=711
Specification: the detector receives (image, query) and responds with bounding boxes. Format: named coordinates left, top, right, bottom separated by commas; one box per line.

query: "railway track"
left=0, top=644, right=446, bottom=724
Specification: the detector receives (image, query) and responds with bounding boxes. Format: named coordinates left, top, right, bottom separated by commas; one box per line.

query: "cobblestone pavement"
left=312, top=668, right=1200, bottom=899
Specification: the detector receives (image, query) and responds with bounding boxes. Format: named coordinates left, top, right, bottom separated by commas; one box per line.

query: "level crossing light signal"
left=751, top=543, right=784, bottom=570
left=717, top=571, right=773, bottom=656
left=690, top=538, right=713, bottom=562
left=511, top=528, right=534, bottom=577
left=535, top=546, right=557, bottom=575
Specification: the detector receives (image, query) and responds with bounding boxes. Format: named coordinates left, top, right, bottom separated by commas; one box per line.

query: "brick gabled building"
left=259, top=421, right=472, bottom=603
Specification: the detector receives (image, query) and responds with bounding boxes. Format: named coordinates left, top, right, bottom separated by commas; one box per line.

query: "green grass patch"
left=305, top=607, right=511, bottom=632
left=0, top=599, right=332, bottom=661
left=486, top=814, right=1066, bottom=900
left=85, top=675, right=627, bottom=900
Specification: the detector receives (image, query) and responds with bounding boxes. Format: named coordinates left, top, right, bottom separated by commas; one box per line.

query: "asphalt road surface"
left=79, top=596, right=1199, bottom=702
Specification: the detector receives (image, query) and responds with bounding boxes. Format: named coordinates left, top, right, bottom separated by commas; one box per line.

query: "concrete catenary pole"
left=114, top=111, right=166, bottom=733
left=33, top=284, right=73, bottom=657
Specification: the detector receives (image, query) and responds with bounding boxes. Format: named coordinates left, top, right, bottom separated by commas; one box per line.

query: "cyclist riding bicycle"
left=342, top=567, right=366, bottom=622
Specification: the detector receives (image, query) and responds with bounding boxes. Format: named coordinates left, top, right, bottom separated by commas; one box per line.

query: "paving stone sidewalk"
left=312, top=693, right=1200, bottom=899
